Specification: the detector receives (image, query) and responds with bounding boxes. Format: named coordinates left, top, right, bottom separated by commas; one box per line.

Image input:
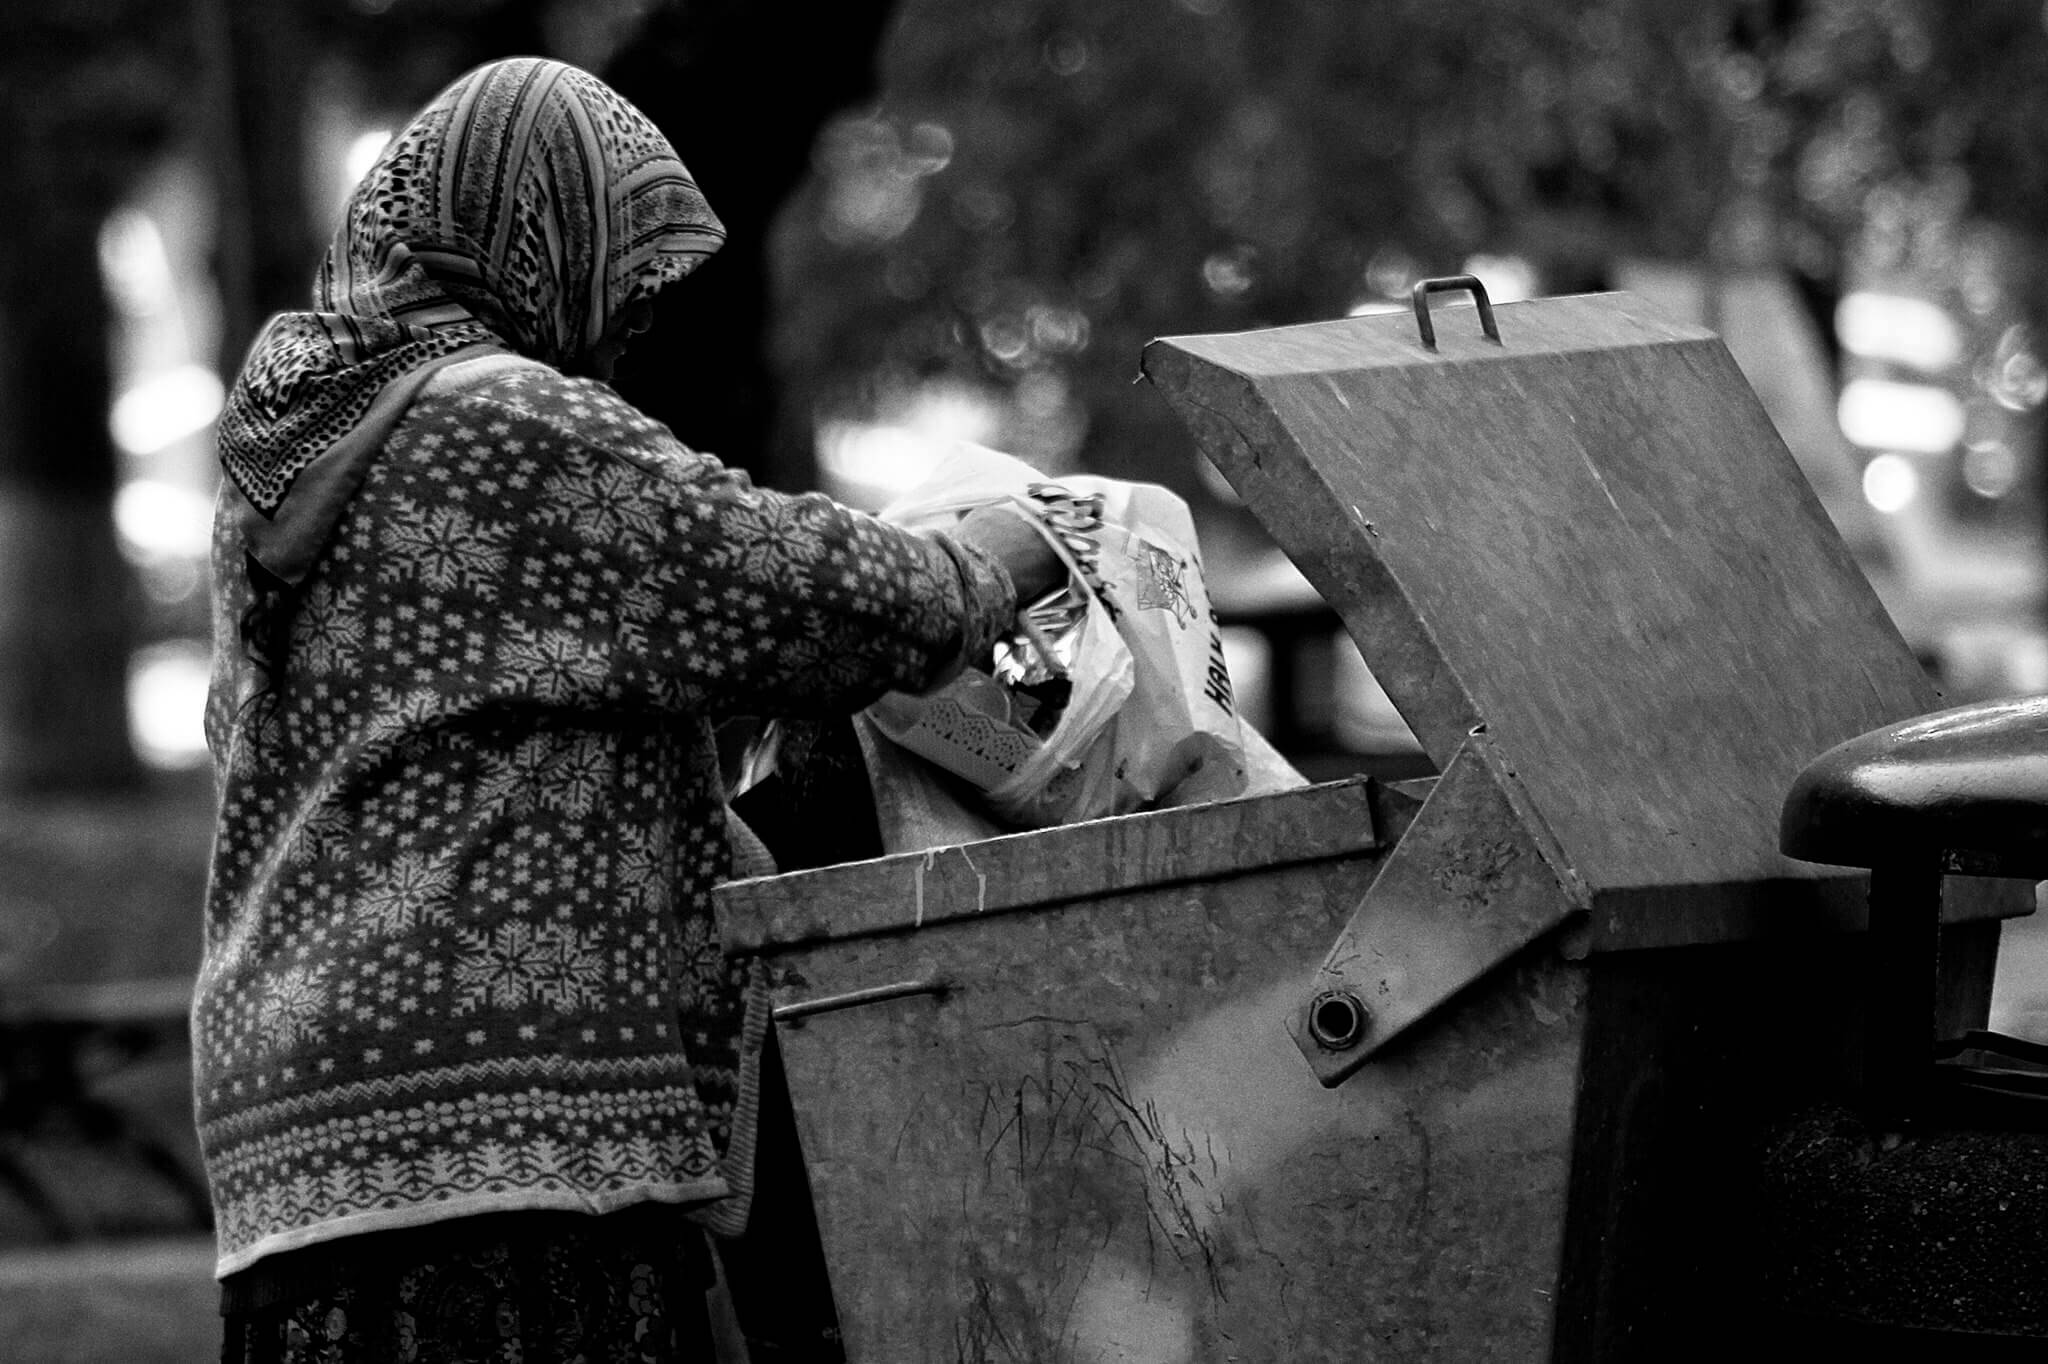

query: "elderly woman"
left=201, top=57, right=1056, bottom=1360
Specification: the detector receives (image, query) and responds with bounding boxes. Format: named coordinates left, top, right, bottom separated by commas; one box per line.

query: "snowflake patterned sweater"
left=198, top=363, right=1014, bottom=1276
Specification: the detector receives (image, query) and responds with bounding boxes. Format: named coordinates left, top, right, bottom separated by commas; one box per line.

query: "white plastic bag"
left=866, top=446, right=1135, bottom=826
left=866, top=443, right=1246, bottom=827
left=874, top=442, right=1052, bottom=529
left=1070, top=478, right=1247, bottom=811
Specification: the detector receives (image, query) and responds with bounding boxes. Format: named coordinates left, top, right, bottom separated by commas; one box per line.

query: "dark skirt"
left=219, top=1204, right=715, bottom=1363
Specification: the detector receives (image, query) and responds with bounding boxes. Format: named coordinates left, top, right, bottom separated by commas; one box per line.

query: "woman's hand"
left=953, top=504, right=1066, bottom=603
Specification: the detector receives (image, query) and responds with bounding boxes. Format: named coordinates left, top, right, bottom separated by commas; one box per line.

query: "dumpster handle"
left=1410, top=275, right=1501, bottom=350
left=774, top=978, right=950, bottom=1026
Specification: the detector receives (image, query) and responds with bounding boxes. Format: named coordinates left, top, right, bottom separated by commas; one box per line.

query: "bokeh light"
left=1861, top=452, right=1921, bottom=513
left=127, top=639, right=212, bottom=770
left=110, top=364, right=224, bottom=458
left=1962, top=439, right=2022, bottom=499
left=1838, top=378, right=1966, bottom=454
left=114, top=479, right=214, bottom=563
left=344, top=129, right=393, bottom=188
left=1836, top=292, right=1963, bottom=372
left=817, top=382, right=1003, bottom=508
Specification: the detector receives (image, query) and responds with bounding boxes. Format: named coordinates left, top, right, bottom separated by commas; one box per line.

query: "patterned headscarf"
left=218, top=57, right=724, bottom=523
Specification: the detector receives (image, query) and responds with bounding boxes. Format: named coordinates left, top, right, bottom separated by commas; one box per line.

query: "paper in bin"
left=865, top=670, right=1042, bottom=792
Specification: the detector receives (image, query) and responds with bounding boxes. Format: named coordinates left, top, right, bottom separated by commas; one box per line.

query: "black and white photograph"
left=2, top=1, right=2047, bottom=1359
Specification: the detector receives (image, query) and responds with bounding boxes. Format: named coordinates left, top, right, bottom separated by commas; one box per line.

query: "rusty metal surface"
left=1294, top=728, right=1586, bottom=1085
left=741, top=815, right=1586, bottom=1362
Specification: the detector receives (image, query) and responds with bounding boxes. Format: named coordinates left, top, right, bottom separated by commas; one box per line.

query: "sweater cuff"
left=925, top=530, right=1018, bottom=689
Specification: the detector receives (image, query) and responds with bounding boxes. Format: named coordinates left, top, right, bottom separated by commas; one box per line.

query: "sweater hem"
left=215, top=1175, right=731, bottom=1280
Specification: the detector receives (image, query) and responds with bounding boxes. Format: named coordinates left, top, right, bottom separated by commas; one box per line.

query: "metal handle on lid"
left=1410, top=275, right=1501, bottom=350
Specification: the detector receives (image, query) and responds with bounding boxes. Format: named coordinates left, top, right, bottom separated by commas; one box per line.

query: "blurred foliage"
left=1765, top=4, right=2048, bottom=265
left=603, top=0, right=900, bottom=487
left=770, top=0, right=2048, bottom=494
left=0, top=1, right=194, bottom=241
left=3, top=0, right=2046, bottom=481
left=0, top=0, right=196, bottom=482
left=0, top=1, right=199, bottom=789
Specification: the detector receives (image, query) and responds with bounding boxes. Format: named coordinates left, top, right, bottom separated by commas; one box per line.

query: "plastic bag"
left=865, top=447, right=1135, bottom=825
left=1070, top=478, right=1247, bottom=811
left=866, top=443, right=1246, bottom=827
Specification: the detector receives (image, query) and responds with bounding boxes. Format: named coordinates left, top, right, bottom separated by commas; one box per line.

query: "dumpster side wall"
left=768, top=848, right=1587, bottom=1362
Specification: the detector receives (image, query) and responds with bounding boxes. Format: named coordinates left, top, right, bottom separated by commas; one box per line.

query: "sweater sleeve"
left=475, top=376, right=1016, bottom=719
left=609, top=464, right=1016, bottom=716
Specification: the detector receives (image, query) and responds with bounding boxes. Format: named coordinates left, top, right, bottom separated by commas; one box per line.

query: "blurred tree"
left=1730, top=0, right=2048, bottom=546
left=772, top=0, right=1769, bottom=516
left=768, top=0, right=2048, bottom=530
left=207, top=0, right=319, bottom=370
left=0, top=0, right=552, bottom=792
left=0, top=0, right=194, bottom=789
left=210, top=0, right=561, bottom=363
left=1737, top=1, right=2048, bottom=300
left=603, top=0, right=902, bottom=490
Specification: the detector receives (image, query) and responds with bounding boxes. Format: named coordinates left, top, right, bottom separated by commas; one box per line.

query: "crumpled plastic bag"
left=866, top=443, right=1246, bottom=827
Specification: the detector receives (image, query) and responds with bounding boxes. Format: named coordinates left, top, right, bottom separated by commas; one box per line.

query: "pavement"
left=0, top=1236, right=218, bottom=1363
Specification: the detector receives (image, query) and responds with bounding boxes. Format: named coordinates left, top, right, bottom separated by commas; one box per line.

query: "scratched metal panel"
left=1143, top=293, right=1950, bottom=947
left=718, top=778, right=1379, bottom=955
left=759, top=849, right=1586, bottom=1361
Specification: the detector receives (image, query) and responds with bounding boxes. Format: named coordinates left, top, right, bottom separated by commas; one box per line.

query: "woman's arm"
left=503, top=388, right=1024, bottom=718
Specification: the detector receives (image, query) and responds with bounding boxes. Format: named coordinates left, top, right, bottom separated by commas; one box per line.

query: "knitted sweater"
left=198, top=365, right=1012, bottom=1276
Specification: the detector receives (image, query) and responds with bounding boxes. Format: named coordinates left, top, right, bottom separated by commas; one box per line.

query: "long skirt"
left=218, top=1204, right=716, bottom=1363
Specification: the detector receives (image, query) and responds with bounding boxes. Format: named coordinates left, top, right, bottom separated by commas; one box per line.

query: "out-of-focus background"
left=5, top=0, right=2048, bottom=1355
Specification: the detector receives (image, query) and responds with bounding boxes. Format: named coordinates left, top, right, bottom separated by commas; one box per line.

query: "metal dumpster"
left=712, top=284, right=2031, bottom=1360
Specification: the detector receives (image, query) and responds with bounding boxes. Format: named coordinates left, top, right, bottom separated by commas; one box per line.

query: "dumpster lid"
left=1144, top=286, right=1940, bottom=947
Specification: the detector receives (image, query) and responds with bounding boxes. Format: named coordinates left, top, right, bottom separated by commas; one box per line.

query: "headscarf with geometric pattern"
left=216, top=57, right=723, bottom=580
